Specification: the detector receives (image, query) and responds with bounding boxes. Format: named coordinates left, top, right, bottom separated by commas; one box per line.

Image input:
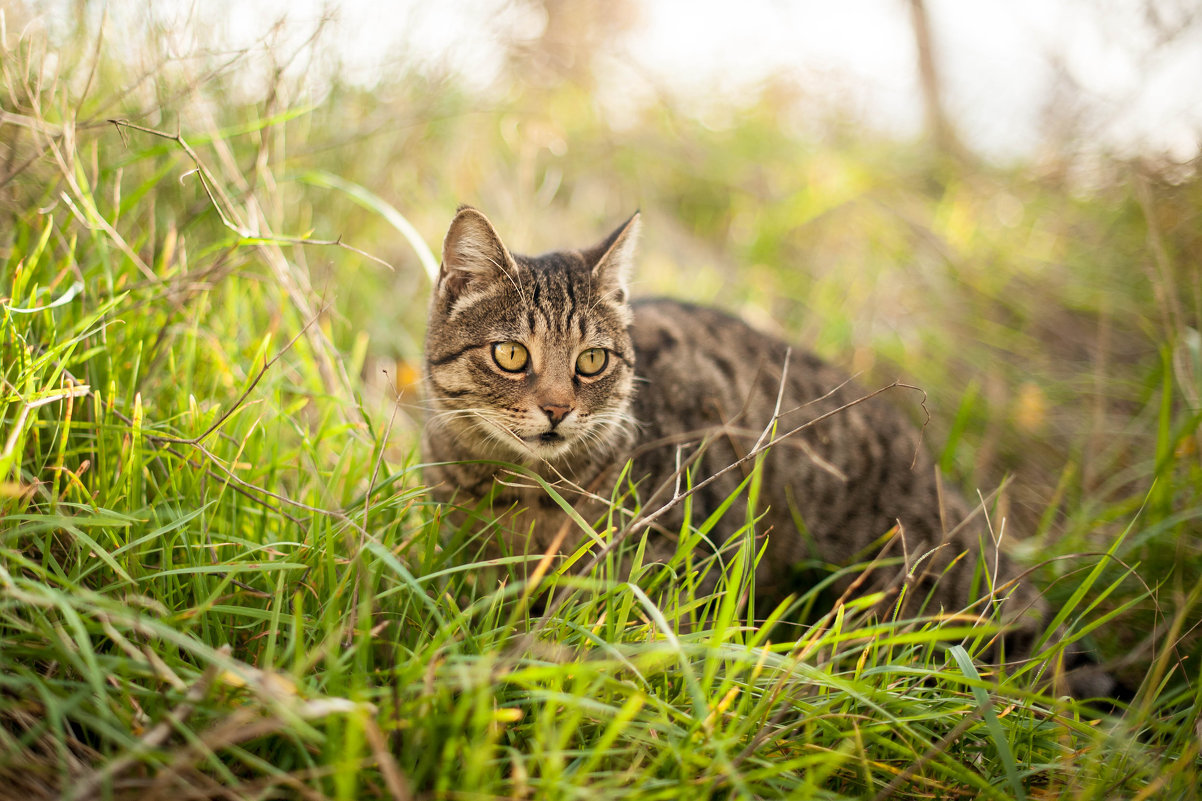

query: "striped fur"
left=421, top=207, right=1113, bottom=697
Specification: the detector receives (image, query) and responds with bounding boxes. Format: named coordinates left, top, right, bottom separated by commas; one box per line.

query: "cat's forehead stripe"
left=514, top=261, right=581, bottom=338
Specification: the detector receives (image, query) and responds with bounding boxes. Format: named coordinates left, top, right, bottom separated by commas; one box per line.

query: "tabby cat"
left=422, top=206, right=1107, bottom=695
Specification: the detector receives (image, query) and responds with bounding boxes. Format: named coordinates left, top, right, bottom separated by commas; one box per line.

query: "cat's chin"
left=517, top=433, right=576, bottom=463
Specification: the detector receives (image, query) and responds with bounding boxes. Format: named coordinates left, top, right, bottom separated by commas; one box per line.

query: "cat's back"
left=629, top=298, right=846, bottom=431
left=626, top=295, right=960, bottom=597
left=631, top=298, right=786, bottom=376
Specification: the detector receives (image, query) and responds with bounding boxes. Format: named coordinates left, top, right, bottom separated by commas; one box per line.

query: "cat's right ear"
left=587, top=212, right=640, bottom=306
left=437, top=206, right=517, bottom=305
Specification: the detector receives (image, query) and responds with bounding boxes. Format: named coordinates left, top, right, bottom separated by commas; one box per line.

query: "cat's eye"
left=492, top=341, right=529, bottom=372
left=576, top=348, right=608, bottom=377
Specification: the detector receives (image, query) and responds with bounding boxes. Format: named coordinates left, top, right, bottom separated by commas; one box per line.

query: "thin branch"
left=106, top=118, right=393, bottom=269
left=73, top=4, right=108, bottom=123
left=149, top=308, right=322, bottom=447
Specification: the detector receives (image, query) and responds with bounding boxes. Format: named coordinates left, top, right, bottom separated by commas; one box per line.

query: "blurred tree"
left=1139, top=0, right=1200, bottom=46
left=906, top=0, right=966, bottom=159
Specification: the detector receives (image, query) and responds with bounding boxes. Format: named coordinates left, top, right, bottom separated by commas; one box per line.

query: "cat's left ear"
left=586, top=212, right=640, bottom=305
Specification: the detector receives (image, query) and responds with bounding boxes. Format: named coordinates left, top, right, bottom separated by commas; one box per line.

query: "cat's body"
left=422, top=207, right=1113, bottom=693
left=429, top=295, right=981, bottom=602
left=423, top=206, right=1022, bottom=615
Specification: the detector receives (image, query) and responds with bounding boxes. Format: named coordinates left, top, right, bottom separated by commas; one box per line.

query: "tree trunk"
left=907, top=0, right=965, bottom=158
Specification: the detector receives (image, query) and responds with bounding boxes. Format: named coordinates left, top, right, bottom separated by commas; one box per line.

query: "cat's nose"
left=541, top=404, right=572, bottom=426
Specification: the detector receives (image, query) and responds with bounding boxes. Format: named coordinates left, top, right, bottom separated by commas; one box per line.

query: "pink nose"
left=541, top=404, right=572, bottom=425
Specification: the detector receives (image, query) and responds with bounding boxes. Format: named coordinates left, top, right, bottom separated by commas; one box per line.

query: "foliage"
left=1, top=5, right=1200, bottom=799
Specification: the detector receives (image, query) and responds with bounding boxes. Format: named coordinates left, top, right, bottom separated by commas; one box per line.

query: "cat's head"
left=424, top=207, right=639, bottom=466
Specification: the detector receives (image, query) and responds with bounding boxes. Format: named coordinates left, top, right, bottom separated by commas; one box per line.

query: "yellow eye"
left=492, top=341, right=529, bottom=372
left=576, top=348, right=608, bottom=377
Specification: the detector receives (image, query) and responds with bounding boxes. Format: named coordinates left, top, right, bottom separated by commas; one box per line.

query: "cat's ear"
left=586, top=212, right=640, bottom=305
left=437, top=206, right=517, bottom=303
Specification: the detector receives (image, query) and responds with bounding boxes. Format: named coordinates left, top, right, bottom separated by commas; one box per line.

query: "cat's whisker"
left=593, top=285, right=625, bottom=310
left=425, top=407, right=501, bottom=438
left=415, top=396, right=482, bottom=411
left=428, top=407, right=493, bottom=423
left=492, top=255, right=528, bottom=305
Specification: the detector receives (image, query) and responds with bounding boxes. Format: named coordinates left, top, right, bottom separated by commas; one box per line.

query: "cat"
left=421, top=206, right=1112, bottom=697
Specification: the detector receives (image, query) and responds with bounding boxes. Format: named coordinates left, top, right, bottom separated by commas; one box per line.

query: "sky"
left=94, top=0, right=1202, bottom=162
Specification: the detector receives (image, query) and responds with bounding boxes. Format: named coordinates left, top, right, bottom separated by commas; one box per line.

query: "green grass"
left=3, top=8, right=1201, bottom=800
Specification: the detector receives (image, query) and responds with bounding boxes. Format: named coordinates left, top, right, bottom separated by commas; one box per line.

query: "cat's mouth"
left=516, top=429, right=573, bottom=460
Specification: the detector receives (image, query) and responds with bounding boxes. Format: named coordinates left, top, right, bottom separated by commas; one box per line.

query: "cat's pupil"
left=492, top=341, right=528, bottom=372
left=576, top=348, right=607, bottom=376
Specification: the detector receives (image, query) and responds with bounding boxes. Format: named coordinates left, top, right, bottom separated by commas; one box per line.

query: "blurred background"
left=4, top=0, right=1201, bottom=679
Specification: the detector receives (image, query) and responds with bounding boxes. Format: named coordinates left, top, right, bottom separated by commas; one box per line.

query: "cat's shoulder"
left=631, top=297, right=748, bottom=335
left=628, top=298, right=834, bottom=394
left=630, top=298, right=777, bottom=357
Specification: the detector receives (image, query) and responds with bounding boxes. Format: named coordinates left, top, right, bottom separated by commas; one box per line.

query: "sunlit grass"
left=2, top=8, right=1200, bottom=800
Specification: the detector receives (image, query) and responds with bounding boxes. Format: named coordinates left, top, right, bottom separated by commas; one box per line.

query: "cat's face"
left=424, top=208, right=639, bottom=466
